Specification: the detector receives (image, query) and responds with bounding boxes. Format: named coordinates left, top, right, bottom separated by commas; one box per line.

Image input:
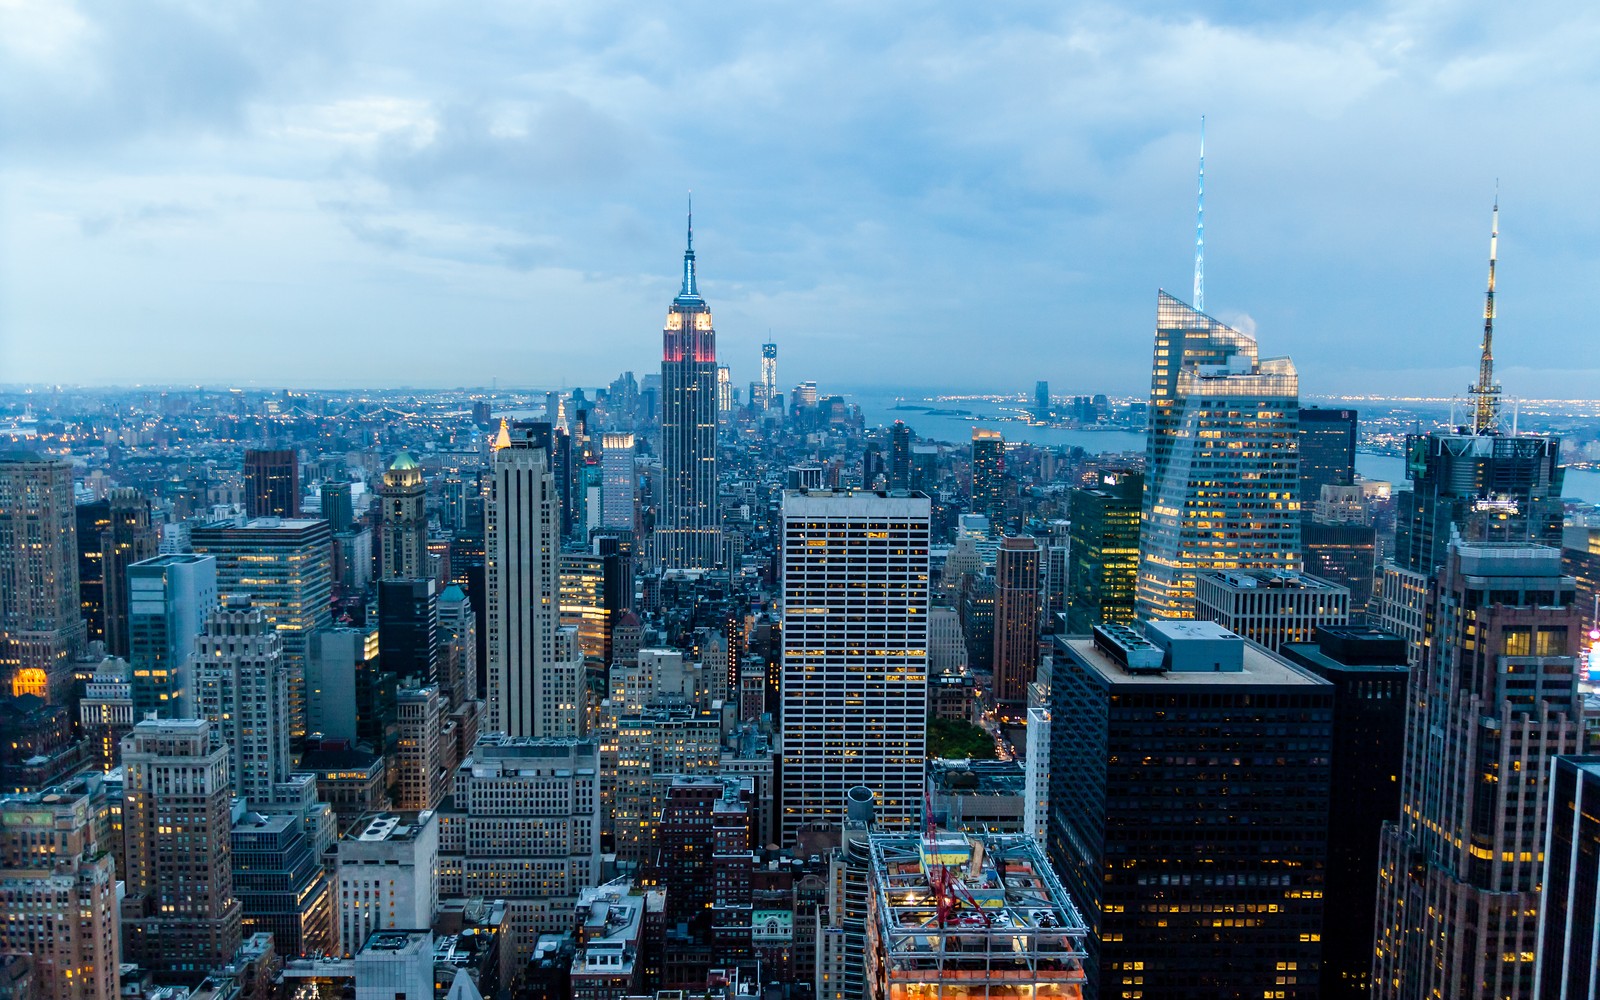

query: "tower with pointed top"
left=656, top=204, right=722, bottom=569
left=1194, top=115, right=1205, bottom=311
left=1468, top=197, right=1501, bottom=434
left=379, top=451, right=427, bottom=580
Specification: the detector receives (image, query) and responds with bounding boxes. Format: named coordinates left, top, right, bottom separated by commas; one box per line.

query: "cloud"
left=2, top=0, right=1598, bottom=398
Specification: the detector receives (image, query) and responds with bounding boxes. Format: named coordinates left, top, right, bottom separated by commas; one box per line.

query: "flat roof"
left=1058, top=634, right=1326, bottom=688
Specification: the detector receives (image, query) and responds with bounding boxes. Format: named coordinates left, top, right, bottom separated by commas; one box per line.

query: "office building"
left=1034, top=380, right=1051, bottom=420
left=969, top=429, right=1005, bottom=523
left=377, top=577, right=439, bottom=685
left=599, top=432, right=636, bottom=531
left=780, top=490, right=929, bottom=842
left=1374, top=542, right=1583, bottom=1000
left=559, top=551, right=626, bottom=669
left=321, top=481, right=355, bottom=532
left=80, top=656, right=135, bottom=769
left=76, top=497, right=111, bottom=646
left=127, top=553, right=217, bottom=720
left=888, top=422, right=911, bottom=491
left=926, top=759, right=1028, bottom=835
left=1050, top=621, right=1332, bottom=999
left=353, top=931, right=433, bottom=1000
left=760, top=342, right=778, bottom=410
left=191, top=517, right=333, bottom=739
left=1193, top=569, right=1349, bottom=652
left=394, top=685, right=444, bottom=811
left=230, top=810, right=335, bottom=958
left=1136, top=292, right=1301, bottom=620
left=656, top=776, right=756, bottom=984
left=193, top=605, right=295, bottom=809
left=1280, top=627, right=1408, bottom=1000
left=0, top=776, right=121, bottom=1000
left=865, top=831, right=1088, bottom=1000
left=1065, top=472, right=1142, bottom=634
left=99, top=488, right=161, bottom=658
left=439, top=736, right=602, bottom=959
left=438, top=583, right=478, bottom=708
left=570, top=877, right=652, bottom=1000
left=991, top=536, right=1042, bottom=710
left=657, top=211, right=722, bottom=570
left=1, top=452, right=85, bottom=702
left=818, top=786, right=877, bottom=1000
left=1023, top=706, right=1049, bottom=843
left=336, top=811, right=440, bottom=956
left=485, top=424, right=584, bottom=738
left=120, top=718, right=244, bottom=984
left=1297, top=407, right=1357, bottom=503
left=606, top=706, right=723, bottom=864
left=1301, top=515, right=1379, bottom=619
left=1535, top=755, right=1600, bottom=1000
left=307, top=626, right=379, bottom=744
left=244, top=448, right=300, bottom=518
left=378, top=453, right=428, bottom=580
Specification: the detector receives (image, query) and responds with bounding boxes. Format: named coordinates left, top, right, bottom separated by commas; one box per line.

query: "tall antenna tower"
left=1467, top=194, right=1501, bottom=434
left=1194, top=115, right=1205, bottom=311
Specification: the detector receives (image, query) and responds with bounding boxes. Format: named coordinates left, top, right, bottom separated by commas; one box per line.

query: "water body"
left=847, top=392, right=1600, bottom=505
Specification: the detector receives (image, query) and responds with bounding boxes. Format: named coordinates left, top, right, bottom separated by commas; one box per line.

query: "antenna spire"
left=681, top=192, right=699, bottom=297
left=1194, top=115, right=1205, bottom=311
left=1468, top=191, right=1501, bottom=434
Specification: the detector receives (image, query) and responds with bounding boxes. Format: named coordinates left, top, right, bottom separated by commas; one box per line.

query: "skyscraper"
left=969, top=429, right=1005, bottom=523
left=1049, top=621, right=1331, bottom=999
left=1034, top=380, right=1050, bottom=420
left=1373, top=541, right=1583, bottom=1000
left=244, top=448, right=300, bottom=518
left=1535, top=755, right=1600, bottom=999
left=1, top=452, right=85, bottom=702
left=888, top=422, right=911, bottom=491
left=378, top=452, right=428, bottom=580
left=760, top=342, right=777, bottom=409
left=120, top=717, right=243, bottom=984
left=1136, top=292, right=1300, bottom=620
left=127, top=553, right=218, bottom=720
left=1065, top=471, right=1142, bottom=634
left=192, top=605, right=294, bottom=809
left=657, top=209, right=721, bottom=569
left=991, top=535, right=1041, bottom=710
left=485, top=422, right=584, bottom=738
left=599, top=432, right=636, bottom=531
left=99, top=487, right=160, bottom=658
left=376, top=577, right=439, bottom=685
left=191, top=517, right=333, bottom=739
left=780, top=490, right=929, bottom=843
left=1297, top=407, right=1357, bottom=503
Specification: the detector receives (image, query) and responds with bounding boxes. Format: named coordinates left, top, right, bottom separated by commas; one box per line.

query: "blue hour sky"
left=2, top=1, right=1597, bottom=399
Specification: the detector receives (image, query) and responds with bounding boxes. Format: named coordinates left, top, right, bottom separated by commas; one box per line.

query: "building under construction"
left=865, top=831, right=1088, bottom=1000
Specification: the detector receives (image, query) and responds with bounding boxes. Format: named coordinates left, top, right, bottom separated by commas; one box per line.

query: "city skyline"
left=4, top=3, right=1600, bottom=396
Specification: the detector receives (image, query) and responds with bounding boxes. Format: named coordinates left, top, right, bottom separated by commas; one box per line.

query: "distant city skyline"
left=3, top=3, right=1599, bottom=396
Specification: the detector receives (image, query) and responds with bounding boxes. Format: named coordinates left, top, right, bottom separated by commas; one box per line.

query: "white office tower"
left=599, top=432, right=637, bottom=531
left=1136, top=292, right=1301, bottom=620
left=780, top=490, right=930, bottom=844
left=337, top=811, right=439, bottom=956
left=485, top=424, right=584, bottom=738
left=1023, top=706, right=1050, bottom=844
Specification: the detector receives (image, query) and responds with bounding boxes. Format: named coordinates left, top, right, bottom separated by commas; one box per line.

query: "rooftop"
left=343, top=811, right=434, bottom=843
left=1060, top=630, right=1326, bottom=687
left=1198, top=569, right=1344, bottom=591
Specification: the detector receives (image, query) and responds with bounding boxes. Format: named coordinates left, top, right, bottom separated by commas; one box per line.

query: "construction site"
left=865, top=830, right=1089, bottom=1000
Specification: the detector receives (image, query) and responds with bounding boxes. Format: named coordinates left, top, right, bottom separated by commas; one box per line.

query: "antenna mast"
left=1468, top=194, right=1501, bottom=434
left=1194, top=115, right=1205, bottom=311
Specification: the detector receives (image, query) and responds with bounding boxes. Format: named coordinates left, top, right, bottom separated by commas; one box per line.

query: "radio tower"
left=1193, top=115, right=1205, bottom=311
left=1468, top=194, right=1501, bottom=434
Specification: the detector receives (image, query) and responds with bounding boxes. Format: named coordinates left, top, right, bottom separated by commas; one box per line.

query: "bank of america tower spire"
left=656, top=199, right=722, bottom=569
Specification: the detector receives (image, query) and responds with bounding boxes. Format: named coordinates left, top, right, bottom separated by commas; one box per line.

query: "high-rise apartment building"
left=1374, top=542, right=1583, bottom=1000
left=485, top=424, right=584, bottom=738
left=191, top=517, right=333, bottom=738
left=378, top=453, right=428, bottom=580
left=599, top=432, right=636, bottom=531
left=780, top=490, right=929, bottom=843
left=99, top=488, right=160, bottom=658
left=991, top=536, right=1041, bottom=710
left=127, top=553, right=217, bottom=721
left=0, top=452, right=85, bottom=701
left=0, top=775, right=121, bottom=1000
left=657, top=212, right=722, bottom=569
left=120, top=718, right=243, bottom=984
left=1049, top=621, right=1331, bottom=999
left=192, top=605, right=294, bottom=809
left=1065, top=471, right=1142, bottom=635
left=1535, top=755, right=1600, bottom=1000
left=1136, top=292, right=1300, bottom=620
left=1297, top=407, right=1357, bottom=504
left=244, top=448, right=300, bottom=518
left=438, top=736, right=602, bottom=960
left=969, top=429, right=1005, bottom=523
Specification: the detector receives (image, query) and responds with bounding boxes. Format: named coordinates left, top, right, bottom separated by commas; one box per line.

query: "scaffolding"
left=865, top=832, right=1088, bottom=1000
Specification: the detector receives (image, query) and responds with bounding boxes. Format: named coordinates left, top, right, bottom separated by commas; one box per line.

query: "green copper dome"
left=389, top=451, right=419, bottom=471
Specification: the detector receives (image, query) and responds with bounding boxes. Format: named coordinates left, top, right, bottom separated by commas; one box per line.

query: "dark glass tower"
left=1297, top=406, right=1357, bottom=503
left=1065, top=471, right=1143, bottom=634
left=244, top=448, right=300, bottom=518
left=658, top=209, right=721, bottom=569
left=970, top=428, right=1005, bottom=522
left=888, top=421, right=912, bottom=490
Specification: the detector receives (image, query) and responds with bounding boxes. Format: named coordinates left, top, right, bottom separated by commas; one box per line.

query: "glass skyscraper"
left=1136, top=291, right=1300, bottom=620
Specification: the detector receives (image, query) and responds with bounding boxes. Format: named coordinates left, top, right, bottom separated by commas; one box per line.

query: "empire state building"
left=656, top=208, right=722, bottom=569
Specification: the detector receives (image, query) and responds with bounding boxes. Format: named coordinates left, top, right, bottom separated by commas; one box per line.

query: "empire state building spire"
left=680, top=193, right=699, bottom=299
left=1468, top=195, right=1502, bottom=434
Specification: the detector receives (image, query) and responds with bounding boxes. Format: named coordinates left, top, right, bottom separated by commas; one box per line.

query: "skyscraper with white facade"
left=599, top=432, right=636, bottom=531
left=780, top=490, right=929, bottom=843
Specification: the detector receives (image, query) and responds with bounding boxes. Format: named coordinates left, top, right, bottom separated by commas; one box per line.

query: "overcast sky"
left=2, top=1, right=1597, bottom=398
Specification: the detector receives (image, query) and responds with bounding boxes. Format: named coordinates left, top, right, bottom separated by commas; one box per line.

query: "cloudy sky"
left=2, top=1, right=1597, bottom=398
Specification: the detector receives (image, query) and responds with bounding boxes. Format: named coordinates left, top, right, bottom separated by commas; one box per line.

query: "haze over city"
left=4, top=0, right=1600, bottom=396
